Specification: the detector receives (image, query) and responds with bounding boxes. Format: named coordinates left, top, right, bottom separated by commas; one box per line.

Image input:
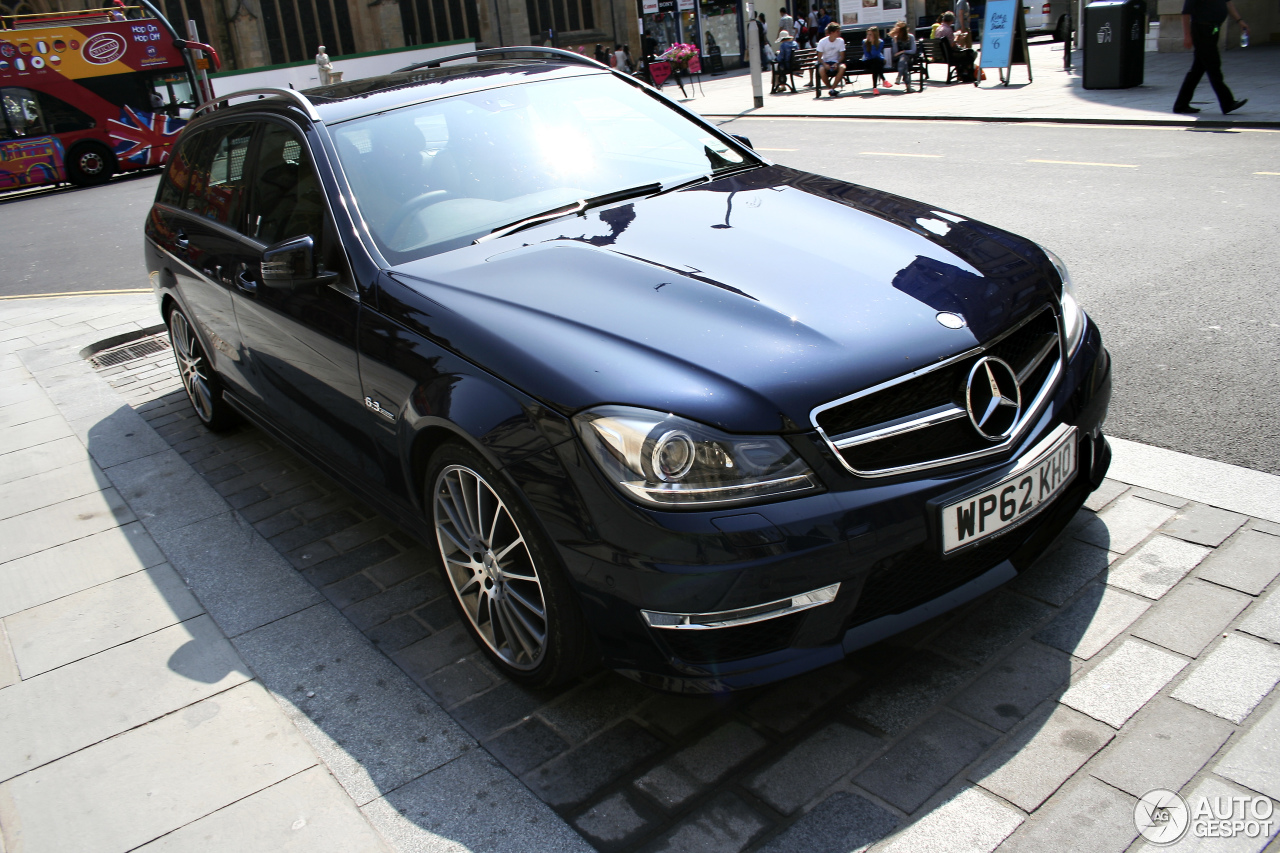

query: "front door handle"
left=175, top=232, right=189, bottom=251
left=235, top=271, right=258, bottom=295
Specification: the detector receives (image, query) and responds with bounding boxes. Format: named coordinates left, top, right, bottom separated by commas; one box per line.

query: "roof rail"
left=193, top=87, right=322, bottom=121
left=397, top=46, right=607, bottom=74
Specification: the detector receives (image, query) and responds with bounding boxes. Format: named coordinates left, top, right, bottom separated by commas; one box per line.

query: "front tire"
left=167, top=306, right=236, bottom=431
left=428, top=442, right=593, bottom=688
left=66, top=142, right=115, bottom=187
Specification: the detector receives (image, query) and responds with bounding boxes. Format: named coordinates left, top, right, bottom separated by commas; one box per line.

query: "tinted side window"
left=247, top=123, right=325, bottom=246
left=38, top=92, right=94, bottom=134
left=185, top=122, right=253, bottom=227
left=157, top=130, right=200, bottom=207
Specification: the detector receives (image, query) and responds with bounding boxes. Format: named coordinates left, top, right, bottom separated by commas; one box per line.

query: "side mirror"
left=730, top=134, right=754, bottom=150
left=261, top=235, right=338, bottom=288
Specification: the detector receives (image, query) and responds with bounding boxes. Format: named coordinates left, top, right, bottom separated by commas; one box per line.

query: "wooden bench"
left=921, top=37, right=962, bottom=84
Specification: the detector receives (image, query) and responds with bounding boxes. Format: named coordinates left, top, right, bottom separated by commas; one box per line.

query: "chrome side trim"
left=641, top=583, right=841, bottom=630
left=811, top=306, right=1063, bottom=479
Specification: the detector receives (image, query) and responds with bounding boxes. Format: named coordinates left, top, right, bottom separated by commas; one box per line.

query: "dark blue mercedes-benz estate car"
left=145, top=47, right=1111, bottom=692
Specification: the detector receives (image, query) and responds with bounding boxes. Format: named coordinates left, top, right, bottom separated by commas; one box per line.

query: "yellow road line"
left=860, top=151, right=942, bottom=158
left=0, top=288, right=151, bottom=301
left=1027, top=158, right=1138, bottom=168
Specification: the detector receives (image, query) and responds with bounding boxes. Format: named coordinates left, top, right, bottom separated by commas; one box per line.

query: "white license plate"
left=941, top=427, right=1078, bottom=554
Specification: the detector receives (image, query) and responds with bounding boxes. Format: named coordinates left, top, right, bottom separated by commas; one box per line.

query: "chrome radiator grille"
left=812, top=307, right=1063, bottom=477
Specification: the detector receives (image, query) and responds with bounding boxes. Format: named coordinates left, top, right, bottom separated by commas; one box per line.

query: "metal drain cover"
left=88, top=334, right=171, bottom=369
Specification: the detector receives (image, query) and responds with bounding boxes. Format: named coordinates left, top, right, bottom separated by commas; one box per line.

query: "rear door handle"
left=175, top=232, right=189, bottom=251
left=235, top=271, right=258, bottom=294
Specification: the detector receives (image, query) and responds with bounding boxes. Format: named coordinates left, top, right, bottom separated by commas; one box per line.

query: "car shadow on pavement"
left=83, top=343, right=1110, bottom=852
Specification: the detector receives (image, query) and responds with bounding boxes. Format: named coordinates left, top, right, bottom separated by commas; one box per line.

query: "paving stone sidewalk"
left=4, top=292, right=1280, bottom=853
left=0, top=293, right=588, bottom=853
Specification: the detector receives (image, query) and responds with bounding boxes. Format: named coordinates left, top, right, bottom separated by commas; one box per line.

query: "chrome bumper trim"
left=641, top=583, right=841, bottom=630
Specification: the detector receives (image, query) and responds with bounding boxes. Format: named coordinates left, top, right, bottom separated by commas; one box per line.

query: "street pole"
left=746, top=1, right=763, bottom=108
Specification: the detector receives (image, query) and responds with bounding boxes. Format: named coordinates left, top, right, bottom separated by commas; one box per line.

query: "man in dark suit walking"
left=1172, top=0, right=1248, bottom=114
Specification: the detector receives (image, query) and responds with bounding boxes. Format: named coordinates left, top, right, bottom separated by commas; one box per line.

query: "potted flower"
left=659, top=43, right=700, bottom=72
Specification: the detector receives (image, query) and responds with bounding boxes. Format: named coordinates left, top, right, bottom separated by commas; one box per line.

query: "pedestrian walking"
left=1172, top=0, right=1248, bottom=114
left=780, top=7, right=794, bottom=40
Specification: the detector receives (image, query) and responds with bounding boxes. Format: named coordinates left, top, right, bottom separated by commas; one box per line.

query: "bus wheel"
left=67, top=143, right=116, bottom=186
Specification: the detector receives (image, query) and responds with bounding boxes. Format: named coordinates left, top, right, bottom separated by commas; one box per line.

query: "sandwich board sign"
left=980, top=0, right=1032, bottom=85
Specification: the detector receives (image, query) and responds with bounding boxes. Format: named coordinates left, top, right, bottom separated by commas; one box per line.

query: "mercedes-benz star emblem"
left=965, top=356, right=1022, bottom=440
left=936, top=312, right=966, bottom=329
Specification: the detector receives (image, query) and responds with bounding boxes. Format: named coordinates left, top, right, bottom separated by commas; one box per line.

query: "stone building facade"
left=1, top=0, right=641, bottom=72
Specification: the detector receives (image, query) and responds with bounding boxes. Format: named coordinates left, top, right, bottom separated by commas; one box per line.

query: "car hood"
left=386, top=165, right=1061, bottom=433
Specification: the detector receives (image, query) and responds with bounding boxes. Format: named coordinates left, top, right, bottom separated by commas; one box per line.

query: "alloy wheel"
left=169, top=310, right=215, bottom=423
left=432, top=464, right=548, bottom=670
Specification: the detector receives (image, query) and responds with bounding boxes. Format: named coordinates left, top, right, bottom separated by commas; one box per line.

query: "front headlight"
left=1042, top=246, right=1086, bottom=357
left=573, top=406, right=819, bottom=508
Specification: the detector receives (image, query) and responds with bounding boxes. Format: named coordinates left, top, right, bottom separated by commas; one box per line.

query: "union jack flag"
left=107, top=107, right=186, bottom=167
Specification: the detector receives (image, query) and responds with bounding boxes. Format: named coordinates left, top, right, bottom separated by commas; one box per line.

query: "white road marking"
left=1027, top=158, right=1138, bottom=168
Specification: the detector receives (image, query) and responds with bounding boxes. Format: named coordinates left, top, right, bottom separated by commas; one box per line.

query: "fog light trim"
left=641, top=583, right=841, bottom=630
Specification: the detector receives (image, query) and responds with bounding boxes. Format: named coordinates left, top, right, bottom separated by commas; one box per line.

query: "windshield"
left=330, top=73, right=752, bottom=262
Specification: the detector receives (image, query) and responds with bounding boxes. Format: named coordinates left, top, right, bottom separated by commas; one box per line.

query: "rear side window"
left=177, top=122, right=253, bottom=227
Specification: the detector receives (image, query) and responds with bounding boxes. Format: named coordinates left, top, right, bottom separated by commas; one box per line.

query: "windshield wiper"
left=648, top=162, right=763, bottom=199
left=475, top=182, right=661, bottom=244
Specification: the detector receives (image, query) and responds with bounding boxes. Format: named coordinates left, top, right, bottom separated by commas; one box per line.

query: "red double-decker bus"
left=0, top=3, right=215, bottom=190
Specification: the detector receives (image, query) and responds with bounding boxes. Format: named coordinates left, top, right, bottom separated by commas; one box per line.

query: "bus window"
left=150, top=72, right=195, bottom=119
left=79, top=73, right=161, bottom=117
left=1, top=88, right=47, bottom=138
left=38, top=92, right=95, bottom=135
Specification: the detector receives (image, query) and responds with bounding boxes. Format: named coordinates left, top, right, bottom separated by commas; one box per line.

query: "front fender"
left=356, top=289, right=575, bottom=512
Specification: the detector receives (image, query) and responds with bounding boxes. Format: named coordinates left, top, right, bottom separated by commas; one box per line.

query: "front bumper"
left=507, top=321, right=1112, bottom=692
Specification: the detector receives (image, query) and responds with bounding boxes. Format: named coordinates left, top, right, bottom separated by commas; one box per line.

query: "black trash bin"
left=1083, top=0, right=1146, bottom=88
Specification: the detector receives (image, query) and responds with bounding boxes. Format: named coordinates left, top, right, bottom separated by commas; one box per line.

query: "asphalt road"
left=3, top=121, right=1277, bottom=475
left=0, top=170, right=160, bottom=298
left=717, top=117, right=1280, bottom=475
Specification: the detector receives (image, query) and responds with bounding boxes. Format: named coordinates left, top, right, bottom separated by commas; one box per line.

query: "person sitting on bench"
left=863, top=26, right=890, bottom=93
left=772, top=30, right=797, bottom=92
left=816, top=22, right=847, bottom=97
left=888, top=20, right=917, bottom=88
left=935, top=12, right=976, bottom=81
